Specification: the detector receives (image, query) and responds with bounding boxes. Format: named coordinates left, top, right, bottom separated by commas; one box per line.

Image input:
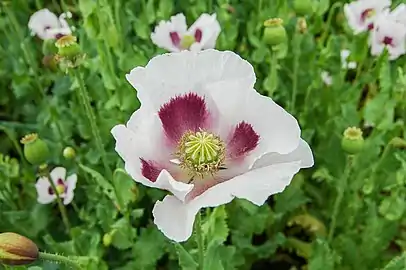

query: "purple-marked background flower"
left=35, top=167, right=77, bottom=205
left=151, top=13, right=220, bottom=52
left=369, top=11, right=406, bottom=60
left=344, top=0, right=390, bottom=34
left=112, top=50, right=314, bottom=242
left=28, top=9, right=72, bottom=40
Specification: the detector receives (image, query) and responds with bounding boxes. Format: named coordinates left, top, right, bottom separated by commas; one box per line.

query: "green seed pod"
left=55, top=35, right=81, bottom=59
left=263, top=18, right=287, bottom=47
left=0, top=232, right=39, bottom=266
left=20, top=133, right=50, bottom=165
left=63, top=146, right=76, bottom=159
left=341, top=127, right=364, bottom=155
left=293, top=0, right=313, bottom=16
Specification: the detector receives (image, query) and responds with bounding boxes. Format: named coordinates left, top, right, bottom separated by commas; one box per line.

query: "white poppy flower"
left=112, top=50, right=314, bottom=242
left=35, top=167, right=77, bottom=205
left=151, top=13, right=221, bottom=52
left=321, top=71, right=333, bottom=86
left=340, top=49, right=357, bottom=69
left=369, top=12, right=406, bottom=60
left=28, top=9, right=72, bottom=40
left=389, top=4, right=406, bottom=25
left=344, top=0, right=391, bottom=34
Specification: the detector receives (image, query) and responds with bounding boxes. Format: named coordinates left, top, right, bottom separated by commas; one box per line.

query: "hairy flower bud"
left=293, top=0, right=313, bottom=16
left=0, top=233, right=39, bottom=266
left=63, top=146, right=76, bottom=159
left=341, top=127, right=364, bottom=154
left=263, top=18, right=287, bottom=47
left=20, top=133, right=50, bottom=165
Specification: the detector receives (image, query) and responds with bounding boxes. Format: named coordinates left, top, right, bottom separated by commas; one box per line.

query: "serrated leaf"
left=308, top=239, right=337, bottom=270
left=383, top=252, right=406, bottom=270
left=113, top=168, right=137, bottom=211
left=175, top=243, right=198, bottom=270
left=79, top=164, right=116, bottom=201
left=111, top=218, right=137, bottom=250
left=202, top=205, right=229, bottom=243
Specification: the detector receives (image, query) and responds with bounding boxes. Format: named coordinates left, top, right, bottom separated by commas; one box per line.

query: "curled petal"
left=35, top=178, right=55, bottom=204
left=50, top=167, right=67, bottom=184
left=63, top=174, right=77, bottom=205
left=188, top=13, right=221, bottom=51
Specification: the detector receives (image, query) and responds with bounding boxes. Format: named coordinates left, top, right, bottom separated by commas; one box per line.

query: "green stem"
left=38, top=252, right=82, bottom=269
left=290, top=32, right=302, bottom=114
left=268, top=48, right=278, bottom=96
left=45, top=170, right=71, bottom=235
left=318, top=2, right=343, bottom=48
left=72, top=69, right=113, bottom=178
left=328, top=155, right=353, bottom=242
left=195, top=212, right=204, bottom=270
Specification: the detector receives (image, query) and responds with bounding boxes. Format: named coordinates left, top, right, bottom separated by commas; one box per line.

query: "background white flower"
left=28, top=9, right=71, bottom=40
left=35, top=167, right=77, bottom=205
left=369, top=12, right=406, bottom=60
left=340, top=49, right=357, bottom=69
left=344, top=0, right=391, bottom=34
left=389, top=4, right=406, bottom=25
left=112, top=50, right=313, bottom=242
left=151, top=13, right=221, bottom=52
left=321, top=71, right=333, bottom=86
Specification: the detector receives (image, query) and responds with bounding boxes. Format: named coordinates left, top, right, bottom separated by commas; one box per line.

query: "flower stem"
left=318, top=2, right=343, bottom=48
left=328, top=155, right=353, bottom=242
left=72, top=69, right=113, bottom=178
left=44, top=170, right=71, bottom=235
left=267, top=48, right=278, bottom=96
left=195, top=211, right=204, bottom=270
left=290, top=32, right=302, bottom=114
left=38, top=251, right=82, bottom=269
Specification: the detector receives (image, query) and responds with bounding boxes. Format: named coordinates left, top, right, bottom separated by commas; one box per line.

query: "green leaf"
left=175, top=243, right=198, bottom=270
left=79, top=164, right=116, bottom=201
left=308, top=239, right=337, bottom=270
left=113, top=168, right=137, bottom=211
left=111, top=218, right=137, bottom=250
left=382, top=252, right=406, bottom=270
left=203, top=239, right=224, bottom=270
left=202, top=205, right=229, bottom=243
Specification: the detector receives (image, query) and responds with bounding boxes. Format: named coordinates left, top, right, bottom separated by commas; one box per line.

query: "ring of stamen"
left=176, top=130, right=226, bottom=179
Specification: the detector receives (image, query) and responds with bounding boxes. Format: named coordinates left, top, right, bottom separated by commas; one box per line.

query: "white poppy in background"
left=28, top=9, right=72, bottom=40
left=151, top=13, right=221, bottom=52
left=369, top=12, right=406, bottom=60
left=321, top=71, right=333, bottom=86
left=344, top=0, right=391, bottom=34
left=389, top=4, right=406, bottom=25
left=35, top=167, right=77, bottom=205
left=340, top=49, right=357, bottom=69
left=112, top=50, right=314, bottom=242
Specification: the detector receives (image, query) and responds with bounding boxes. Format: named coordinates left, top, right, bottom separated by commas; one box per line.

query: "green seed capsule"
left=21, top=133, right=50, bottom=165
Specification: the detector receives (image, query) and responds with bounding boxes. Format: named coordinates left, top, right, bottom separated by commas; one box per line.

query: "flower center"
left=383, top=36, right=394, bottom=46
left=55, top=184, right=66, bottom=195
left=176, top=130, right=225, bottom=179
left=180, top=35, right=196, bottom=49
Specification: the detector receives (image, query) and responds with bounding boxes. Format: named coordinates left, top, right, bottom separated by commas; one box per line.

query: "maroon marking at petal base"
left=140, top=158, right=162, bottom=182
left=383, top=36, right=394, bottom=46
left=170, top=32, right=181, bottom=47
left=194, top=29, right=203, bottom=43
left=55, top=33, right=65, bottom=40
left=367, top=23, right=374, bottom=31
left=48, top=187, right=54, bottom=195
left=57, top=178, right=64, bottom=185
left=227, top=121, right=260, bottom=158
left=158, top=93, right=210, bottom=143
left=360, top=8, right=373, bottom=22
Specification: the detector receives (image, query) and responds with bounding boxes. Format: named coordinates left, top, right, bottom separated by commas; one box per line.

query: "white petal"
left=391, top=4, right=406, bottom=25
left=321, top=71, right=332, bottom=85
left=125, top=50, right=256, bottom=111
left=152, top=195, right=200, bottom=242
left=50, top=167, right=67, bottom=183
left=63, top=174, right=77, bottom=205
left=28, top=9, right=60, bottom=40
left=188, top=13, right=221, bottom=50
left=208, top=83, right=301, bottom=160
left=151, top=13, right=187, bottom=52
left=111, top=124, right=194, bottom=201
left=35, top=177, right=56, bottom=204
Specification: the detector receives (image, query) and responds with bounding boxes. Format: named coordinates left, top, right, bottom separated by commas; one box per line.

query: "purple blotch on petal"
left=158, top=93, right=210, bottom=143
left=194, top=29, right=203, bottom=42
left=140, top=158, right=162, bottom=182
left=227, top=121, right=260, bottom=158
left=170, top=32, right=181, bottom=47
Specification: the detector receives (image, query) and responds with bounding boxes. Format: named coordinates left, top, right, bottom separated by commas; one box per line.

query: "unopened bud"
left=0, top=232, right=39, bottom=266
left=55, top=35, right=81, bottom=59
left=263, top=18, right=287, bottom=47
left=20, top=133, right=50, bottom=165
left=297, top=17, right=308, bottom=33
left=102, top=233, right=112, bottom=247
left=390, top=137, right=406, bottom=149
left=341, top=127, right=364, bottom=155
left=63, top=146, right=76, bottom=159
left=293, top=0, right=313, bottom=16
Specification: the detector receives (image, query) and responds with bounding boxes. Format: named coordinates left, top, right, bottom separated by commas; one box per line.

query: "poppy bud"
left=20, top=133, right=50, bottom=165
left=263, top=18, right=287, bottom=47
left=341, top=127, right=364, bottom=155
left=0, top=232, right=39, bottom=266
left=293, top=0, right=313, bottom=16
left=63, top=146, right=76, bottom=159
